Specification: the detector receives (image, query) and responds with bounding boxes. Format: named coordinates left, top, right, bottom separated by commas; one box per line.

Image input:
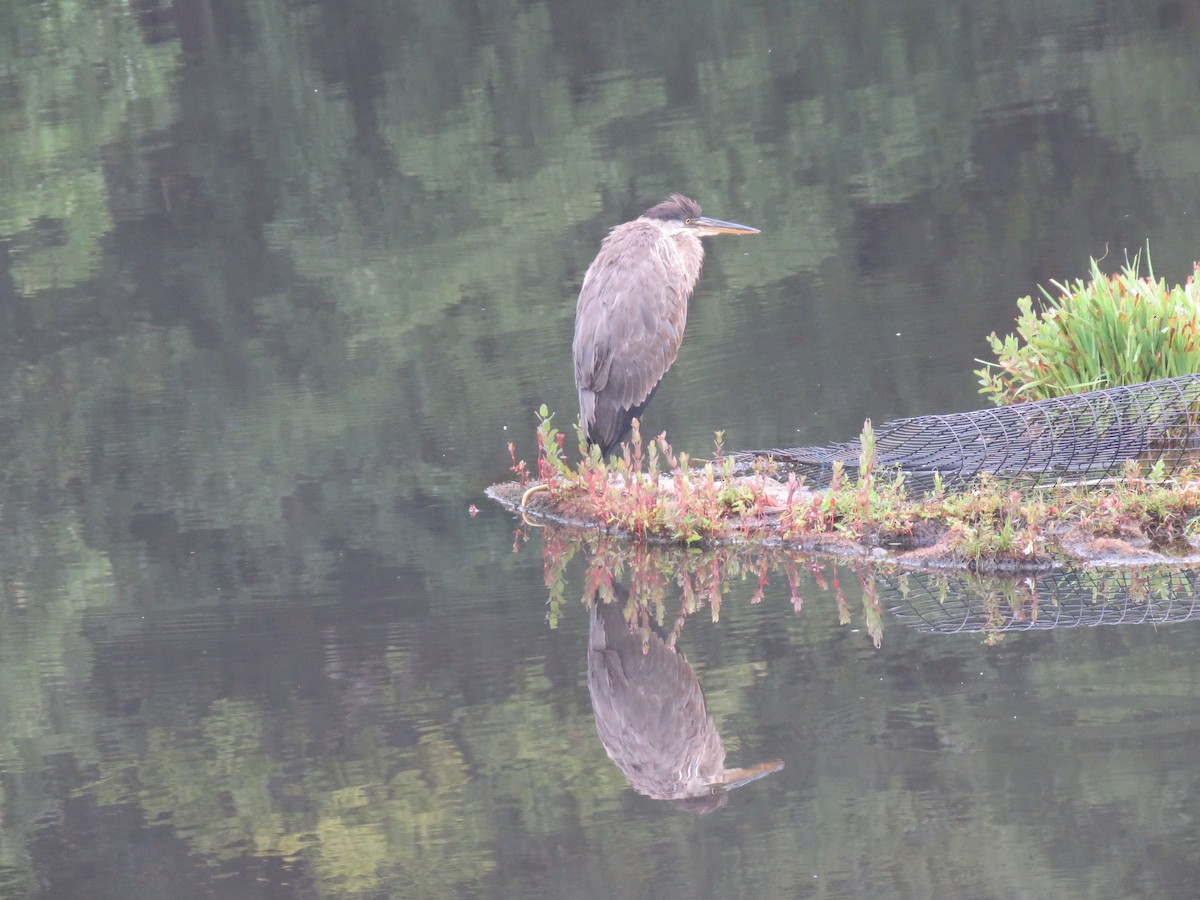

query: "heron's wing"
left=573, top=225, right=689, bottom=447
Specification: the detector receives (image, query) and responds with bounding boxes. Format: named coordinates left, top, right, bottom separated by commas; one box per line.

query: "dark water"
left=3, top=1, right=1200, bottom=897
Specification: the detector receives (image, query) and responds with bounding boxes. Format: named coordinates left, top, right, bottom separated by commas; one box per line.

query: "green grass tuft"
left=976, top=250, right=1200, bottom=405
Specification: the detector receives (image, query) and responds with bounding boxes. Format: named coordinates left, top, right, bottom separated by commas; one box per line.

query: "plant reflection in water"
left=533, top=527, right=886, bottom=647
left=524, top=525, right=1200, bottom=651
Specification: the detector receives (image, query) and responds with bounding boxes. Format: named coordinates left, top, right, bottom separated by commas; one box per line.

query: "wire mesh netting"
left=881, top=567, right=1200, bottom=635
left=733, top=374, right=1200, bottom=489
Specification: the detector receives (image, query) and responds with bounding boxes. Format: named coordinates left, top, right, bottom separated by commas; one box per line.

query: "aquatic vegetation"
left=977, top=251, right=1200, bottom=404
left=493, top=410, right=1200, bottom=573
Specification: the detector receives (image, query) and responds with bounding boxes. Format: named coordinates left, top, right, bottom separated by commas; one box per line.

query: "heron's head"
left=642, top=194, right=760, bottom=238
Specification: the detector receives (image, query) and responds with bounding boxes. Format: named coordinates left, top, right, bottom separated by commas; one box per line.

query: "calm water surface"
left=2, top=1, right=1200, bottom=897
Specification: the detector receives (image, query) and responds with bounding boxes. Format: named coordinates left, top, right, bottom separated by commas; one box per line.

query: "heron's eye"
left=684, top=218, right=692, bottom=225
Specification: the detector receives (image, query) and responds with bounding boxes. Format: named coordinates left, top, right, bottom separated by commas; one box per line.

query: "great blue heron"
left=573, top=194, right=760, bottom=456
left=588, top=585, right=784, bottom=813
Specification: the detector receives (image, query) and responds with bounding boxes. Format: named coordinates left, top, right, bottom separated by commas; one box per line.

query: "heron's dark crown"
left=642, top=194, right=701, bottom=222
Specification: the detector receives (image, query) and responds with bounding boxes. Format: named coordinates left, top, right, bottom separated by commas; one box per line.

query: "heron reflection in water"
left=573, top=195, right=760, bottom=456
left=587, top=585, right=784, bottom=813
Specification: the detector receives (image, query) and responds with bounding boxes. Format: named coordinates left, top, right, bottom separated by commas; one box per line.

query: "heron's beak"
left=713, top=758, right=785, bottom=790
left=692, top=215, right=760, bottom=237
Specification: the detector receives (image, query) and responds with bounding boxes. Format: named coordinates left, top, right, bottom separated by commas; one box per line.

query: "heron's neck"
left=672, top=232, right=705, bottom=293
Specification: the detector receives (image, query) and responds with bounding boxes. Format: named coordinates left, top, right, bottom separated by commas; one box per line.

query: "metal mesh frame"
left=882, top=568, right=1200, bottom=635
left=733, top=374, right=1200, bottom=489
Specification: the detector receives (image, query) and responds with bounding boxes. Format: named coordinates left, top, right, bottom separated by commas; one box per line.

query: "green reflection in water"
left=0, top=5, right=177, bottom=295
